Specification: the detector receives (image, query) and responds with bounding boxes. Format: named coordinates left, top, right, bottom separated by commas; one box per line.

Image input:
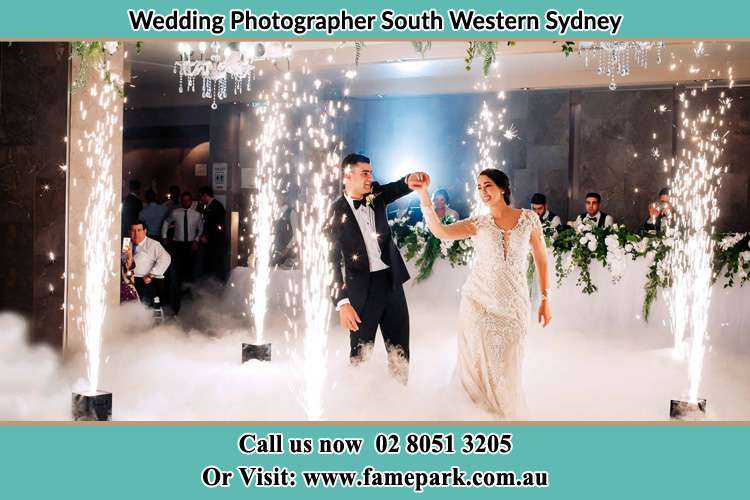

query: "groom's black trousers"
left=349, top=269, right=410, bottom=375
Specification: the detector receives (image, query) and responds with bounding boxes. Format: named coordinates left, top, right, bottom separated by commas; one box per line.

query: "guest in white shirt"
left=162, top=192, right=204, bottom=249
left=124, top=221, right=171, bottom=307
left=574, top=192, right=614, bottom=229
left=138, top=189, right=169, bottom=243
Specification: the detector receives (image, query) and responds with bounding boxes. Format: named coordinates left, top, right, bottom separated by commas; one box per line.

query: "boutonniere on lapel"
left=364, top=191, right=380, bottom=208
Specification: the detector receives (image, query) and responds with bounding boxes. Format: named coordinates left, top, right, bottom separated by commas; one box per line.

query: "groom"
left=326, top=153, right=428, bottom=383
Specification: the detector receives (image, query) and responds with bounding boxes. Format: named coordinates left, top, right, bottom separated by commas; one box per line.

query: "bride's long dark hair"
left=478, top=168, right=511, bottom=205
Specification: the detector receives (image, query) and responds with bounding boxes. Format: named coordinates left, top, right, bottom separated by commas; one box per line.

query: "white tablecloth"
left=232, top=254, right=750, bottom=355
left=401, top=257, right=750, bottom=354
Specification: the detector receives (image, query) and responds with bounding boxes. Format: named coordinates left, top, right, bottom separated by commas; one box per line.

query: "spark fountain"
left=465, top=92, right=513, bottom=216
left=71, top=49, right=122, bottom=421
left=666, top=87, right=730, bottom=420
left=298, top=163, right=336, bottom=420
left=264, top=65, right=346, bottom=420
left=298, top=86, right=344, bottom=421
left=243, top=77, right=289, bottom=363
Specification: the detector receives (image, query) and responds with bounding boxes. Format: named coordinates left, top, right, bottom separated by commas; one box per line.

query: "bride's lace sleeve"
left=421, top=202, right=477, bottom=241
left=527, top=209, right=546, bottom=248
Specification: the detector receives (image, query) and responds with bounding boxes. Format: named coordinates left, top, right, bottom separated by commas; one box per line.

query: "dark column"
left=572, top=88, right=673, bottom=229
left=208, top=103, right=244, bottom=273
left=0, top=43, right=69, bottom=347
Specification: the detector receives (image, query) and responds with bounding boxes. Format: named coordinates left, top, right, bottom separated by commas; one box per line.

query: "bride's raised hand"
left=407, top=172, right=429, bottom=191
left=538, top=300, right=551, bottom=328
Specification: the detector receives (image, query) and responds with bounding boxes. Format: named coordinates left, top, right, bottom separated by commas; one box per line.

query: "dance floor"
left=2, top=260, right=749, bottom=421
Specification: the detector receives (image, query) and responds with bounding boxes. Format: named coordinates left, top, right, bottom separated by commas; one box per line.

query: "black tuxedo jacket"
left=326, top=177, right=412, bottom=314
left=203, top=198, right=227, bottom=245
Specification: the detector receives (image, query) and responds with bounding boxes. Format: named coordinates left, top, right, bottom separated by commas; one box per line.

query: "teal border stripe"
left=0, top=424, right=746, bottom=498
left=2, top=1, right=750, bottom=39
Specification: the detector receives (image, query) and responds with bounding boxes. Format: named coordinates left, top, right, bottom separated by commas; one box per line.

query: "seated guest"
left=642, top=187, right=671, bottom=234
left=432, top=189, right=460, bottom=221
left=575, top=192, right=614, bottom=229
left=124, top=221, right=171, bottom=307
left=138, top=189, right=169, bottom=244
left=529, top=192, right=561, bottom=229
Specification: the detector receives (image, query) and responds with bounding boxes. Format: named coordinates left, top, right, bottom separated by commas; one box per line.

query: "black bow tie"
left=353, top=198, right=367, bottom=210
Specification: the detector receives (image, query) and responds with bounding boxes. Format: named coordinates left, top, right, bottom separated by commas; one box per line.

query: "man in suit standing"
left=121, top=179, right=143, bottom=238
left=199, top=186, right=228, bottom=283
left=325, top=153, right=428, bottom=384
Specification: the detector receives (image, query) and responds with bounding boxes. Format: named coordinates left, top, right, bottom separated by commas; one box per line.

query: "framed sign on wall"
left=212, top=162, right=227, bottom=192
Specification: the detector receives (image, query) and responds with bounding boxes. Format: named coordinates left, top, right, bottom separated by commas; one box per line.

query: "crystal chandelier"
left=175, top=42, right=290, bottom=109
left=579, top=41, right=664, bottom=90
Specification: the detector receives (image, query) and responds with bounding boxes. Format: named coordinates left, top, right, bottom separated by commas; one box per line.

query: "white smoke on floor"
left=2, top=266, right=750, bottom=421
left=0, top=313, right=69, bottom=419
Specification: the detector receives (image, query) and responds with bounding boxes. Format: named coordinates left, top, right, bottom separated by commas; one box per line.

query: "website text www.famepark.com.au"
left=299, top=466, right=549, bottom=492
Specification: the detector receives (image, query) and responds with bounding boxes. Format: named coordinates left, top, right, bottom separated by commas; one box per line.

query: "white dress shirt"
left=336, top=194, right=390, bottom=310
left=132, top=237, right=171, bottom=278
left=542, top=210, right=562, bottom=228
left=162, top=207, right=203, bottom=242
left=344, top=194, right=389, bottom=272
left=575, top=211, right=614, bottom=229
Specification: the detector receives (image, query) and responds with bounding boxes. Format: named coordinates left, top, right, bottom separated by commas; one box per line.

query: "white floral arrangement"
left=393, top=215, right=749, bottom=321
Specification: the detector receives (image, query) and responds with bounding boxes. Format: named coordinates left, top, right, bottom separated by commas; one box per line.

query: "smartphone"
left=122, top=237, right=131, bottom=252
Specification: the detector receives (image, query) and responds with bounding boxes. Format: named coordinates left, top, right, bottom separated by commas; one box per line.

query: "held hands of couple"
left=339, top=303, right=362, bottom=332
left=406, top=171, right=430, bottom=192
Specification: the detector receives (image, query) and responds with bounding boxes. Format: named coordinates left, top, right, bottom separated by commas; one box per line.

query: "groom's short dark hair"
left=342, top=153, right=370, bottom=170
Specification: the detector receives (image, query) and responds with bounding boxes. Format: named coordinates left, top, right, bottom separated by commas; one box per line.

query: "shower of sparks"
left=666, top=88, right=730, bottom=404
left=254, top=64, right=346, bottom=420
left=465, top=94, right=513, bottom=216
left=296, top=73, right=346, bottom=421
left=299, top=142, right=340, bottom=420
left=693, top=41, right=707, bottom=58
left=250, top=80, right=288, bottom=343
left=503, top=124, right=519, bottom=141
left=75, top=62, right=121, bottom=395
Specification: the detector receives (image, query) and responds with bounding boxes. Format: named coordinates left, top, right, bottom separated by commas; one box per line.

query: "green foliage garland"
left=392, top=215, right=750, bottom=322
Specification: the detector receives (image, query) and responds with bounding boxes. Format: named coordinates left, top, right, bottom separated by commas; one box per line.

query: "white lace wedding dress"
left=456, top=209, right=541, bottom=419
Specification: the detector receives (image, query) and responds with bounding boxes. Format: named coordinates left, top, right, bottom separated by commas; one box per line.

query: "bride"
left=415, top=168, right=551, bottom=418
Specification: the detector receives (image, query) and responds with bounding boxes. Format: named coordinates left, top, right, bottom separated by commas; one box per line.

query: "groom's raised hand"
left=406, top=171, right=430, bottom=191
left=339, top=303, right=362, bottom=332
